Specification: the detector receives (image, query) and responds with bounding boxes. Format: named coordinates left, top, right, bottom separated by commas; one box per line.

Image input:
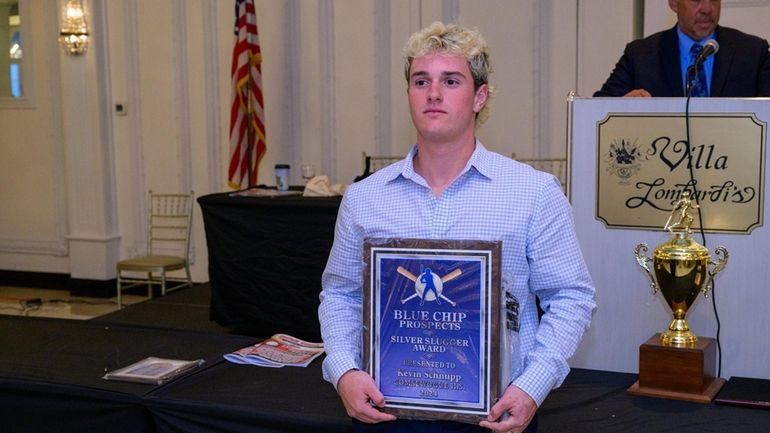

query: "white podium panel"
left=568, top=97, right=770, bottom=380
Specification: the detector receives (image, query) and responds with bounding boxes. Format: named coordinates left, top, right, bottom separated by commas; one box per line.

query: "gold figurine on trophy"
left=634, top=191, right=728, bottom=346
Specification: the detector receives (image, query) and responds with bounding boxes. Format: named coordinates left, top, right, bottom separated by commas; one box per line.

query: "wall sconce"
left=58, top=0, right=89, bottom=55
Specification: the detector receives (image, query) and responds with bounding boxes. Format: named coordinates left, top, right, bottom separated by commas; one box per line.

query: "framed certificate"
left=102, top=357, right=204, bottom=385
left=363, top=238, right=502, bottom=424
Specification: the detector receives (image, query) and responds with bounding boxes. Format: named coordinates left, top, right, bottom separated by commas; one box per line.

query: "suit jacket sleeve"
left=593, top=43, right=636, bottom=97
left=593, top=28, right=680, bottom=97
left=760, top=41, right=770, bottom=96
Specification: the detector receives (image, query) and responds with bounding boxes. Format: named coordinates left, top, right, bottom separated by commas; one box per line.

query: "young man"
left=594, top=0, right=770, bottom=97
left=319, top=22, right=595, bottom=433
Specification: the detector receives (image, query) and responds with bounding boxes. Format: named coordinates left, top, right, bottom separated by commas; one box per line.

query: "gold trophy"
left=628, top=191, right=729, bottom=403
left=634, top=191, right=728, bottom=346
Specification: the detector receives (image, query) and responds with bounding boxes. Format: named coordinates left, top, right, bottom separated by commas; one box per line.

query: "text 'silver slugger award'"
left=363, top=238, right=502, bottom=424
left=628, top=191, right=729, bottom=402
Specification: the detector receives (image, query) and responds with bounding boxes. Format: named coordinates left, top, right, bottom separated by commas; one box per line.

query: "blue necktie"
left=688, top=44, right=708, bottom=97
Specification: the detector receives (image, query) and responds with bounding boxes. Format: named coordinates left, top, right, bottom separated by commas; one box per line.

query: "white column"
left=59, top=0, right=120, bottom=280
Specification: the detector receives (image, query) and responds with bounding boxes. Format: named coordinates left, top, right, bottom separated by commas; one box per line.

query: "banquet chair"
left=116, top=191, right=194, bottom=308
left=512, top=153, right=568, bottom=194
left=363, top=152, right=402, bottom=172
left=355, top=152, right=403, bottom=181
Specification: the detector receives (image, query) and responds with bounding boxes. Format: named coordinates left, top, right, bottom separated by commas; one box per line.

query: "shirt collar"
left=388, top=139, right=493, bottom=185
left=676, top=26, right=715, bottom=57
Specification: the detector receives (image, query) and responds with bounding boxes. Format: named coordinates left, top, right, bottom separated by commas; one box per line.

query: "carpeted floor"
left=0, top=285, right=145, bottom=319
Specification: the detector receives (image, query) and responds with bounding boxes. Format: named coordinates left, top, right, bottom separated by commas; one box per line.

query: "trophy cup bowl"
left=635, top=237, right=727, bottom=346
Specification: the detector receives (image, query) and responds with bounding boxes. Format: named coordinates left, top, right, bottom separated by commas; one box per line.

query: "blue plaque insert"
left=363, top=239, right=501, bottom=424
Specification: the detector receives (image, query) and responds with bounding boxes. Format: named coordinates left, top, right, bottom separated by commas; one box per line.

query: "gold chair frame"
left=362, top=152, right=402, bottom=173
left=116, top=191, right=194, bottom=308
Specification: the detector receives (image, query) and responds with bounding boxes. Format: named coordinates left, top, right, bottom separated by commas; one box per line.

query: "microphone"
left=692, top=39, right=719, bottom=68
left=686, top=40, right=719, bottom=97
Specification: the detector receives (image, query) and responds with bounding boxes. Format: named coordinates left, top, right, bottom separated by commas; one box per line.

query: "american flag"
left=228, top=0, right=265, bottom=189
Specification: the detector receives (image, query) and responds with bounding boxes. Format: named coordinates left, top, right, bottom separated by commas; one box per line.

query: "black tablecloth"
left=146, top=360, right=348, bottom=433
left=539, top=368, right=770, bottom=432
left=146, top=361, right=770, bottom=433
left=0, top=315, right=257, bottom=433
left=2, top=314, right=768, bottom=433
left=198, top=191, right=341, bottom=341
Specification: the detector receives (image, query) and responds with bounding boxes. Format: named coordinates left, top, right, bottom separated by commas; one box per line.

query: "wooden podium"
left=627, top=334, right=725, bottom=403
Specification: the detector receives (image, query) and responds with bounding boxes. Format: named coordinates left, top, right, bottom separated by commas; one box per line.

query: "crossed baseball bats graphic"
left=397, top=266, right=461, bottom=306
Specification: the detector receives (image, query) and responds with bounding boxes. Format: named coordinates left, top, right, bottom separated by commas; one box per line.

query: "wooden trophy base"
left=627, top=333, right=725, bottom=404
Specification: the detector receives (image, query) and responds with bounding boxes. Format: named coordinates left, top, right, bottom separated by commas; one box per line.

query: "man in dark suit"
left=594, top=0, right=770, bottom=97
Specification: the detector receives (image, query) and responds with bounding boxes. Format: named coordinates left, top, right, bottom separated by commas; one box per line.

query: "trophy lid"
left=653, top=233, right=709, bottom=261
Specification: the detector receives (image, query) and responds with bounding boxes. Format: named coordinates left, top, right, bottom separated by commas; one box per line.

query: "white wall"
left=5, top=0, right=624, bottom=282
left=0, top=0, right=70, bottom=273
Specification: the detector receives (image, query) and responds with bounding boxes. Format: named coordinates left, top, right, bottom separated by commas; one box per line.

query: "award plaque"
left=629, top=191, right=729, bottom=403
left=363, top=238, right=502, bottom=424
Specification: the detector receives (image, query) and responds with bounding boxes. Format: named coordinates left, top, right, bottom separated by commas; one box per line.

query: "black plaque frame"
left=363, top=238, right=501, bottom=424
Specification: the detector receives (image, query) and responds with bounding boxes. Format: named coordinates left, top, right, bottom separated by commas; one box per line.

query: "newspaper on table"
left=224, top=333, right=324, bottom=368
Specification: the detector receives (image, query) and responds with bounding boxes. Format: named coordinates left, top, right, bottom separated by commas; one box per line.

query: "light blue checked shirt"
left=318, top=141, right=595, bottom=406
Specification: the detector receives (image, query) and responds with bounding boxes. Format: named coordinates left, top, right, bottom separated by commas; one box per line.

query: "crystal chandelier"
left=58, top=0, right=89, bottom=55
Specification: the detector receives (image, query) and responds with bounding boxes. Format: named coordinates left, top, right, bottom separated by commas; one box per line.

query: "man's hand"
left=479, top=384, right=537, bottom=433
left=337, top=369, right=397, bottom=424
left=624, top=88, right=652, bottom=97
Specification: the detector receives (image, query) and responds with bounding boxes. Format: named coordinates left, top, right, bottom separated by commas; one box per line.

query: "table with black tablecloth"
left=0, top=315, right=258, bottom=433
left=145, top=358, right=348, bottom=433
left=538, top=369, right=770, bottom=432
left=146, top=361, right=770, bottom=433
left=2, top=314, right=767, bottom=433
left=197, top=191, right=342, bottom=341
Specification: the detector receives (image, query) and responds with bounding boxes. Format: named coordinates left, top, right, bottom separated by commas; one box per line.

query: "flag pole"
left=246, top=67, right=255, bottom=188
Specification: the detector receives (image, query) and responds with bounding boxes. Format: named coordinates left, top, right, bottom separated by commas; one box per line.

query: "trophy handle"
left=634, top=243, right=659, bottom=294
left=703, top=246, right=729, bottom=295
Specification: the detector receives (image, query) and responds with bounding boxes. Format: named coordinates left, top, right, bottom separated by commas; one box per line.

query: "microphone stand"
left=685, top=65, right=696, bottom=97
left=683, top=66, right=722, bottom=378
